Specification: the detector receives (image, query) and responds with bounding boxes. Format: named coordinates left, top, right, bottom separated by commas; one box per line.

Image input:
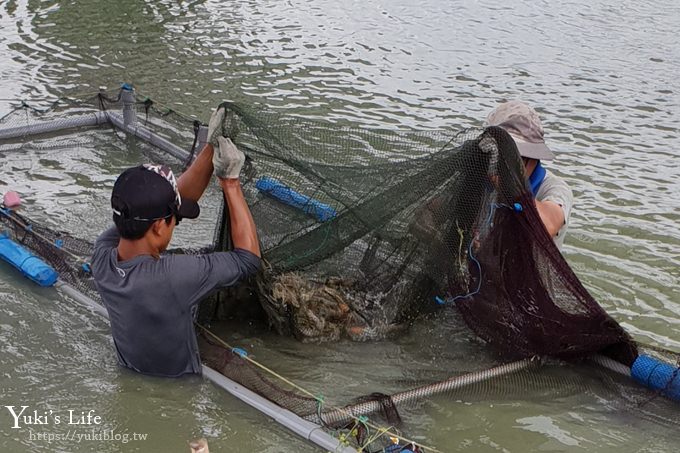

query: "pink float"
left=3, top=191, right=21, bottom=208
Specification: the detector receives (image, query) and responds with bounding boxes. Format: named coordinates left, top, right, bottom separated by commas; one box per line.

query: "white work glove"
left=213, top=136, right=245, bottom=179
left=207, top=106, right=226, bottom=146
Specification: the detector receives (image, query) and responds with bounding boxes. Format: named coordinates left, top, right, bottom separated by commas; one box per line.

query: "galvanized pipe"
left=315, top=357, right=538, bottom=425
left=589, top=354, right=631, bottom=377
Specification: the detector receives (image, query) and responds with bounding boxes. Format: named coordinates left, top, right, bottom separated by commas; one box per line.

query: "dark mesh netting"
left=189, top=101, right=636, bottom=365
left=1, top=89, right=679, bottom=450
left=0, top=91, right=648, bottom=367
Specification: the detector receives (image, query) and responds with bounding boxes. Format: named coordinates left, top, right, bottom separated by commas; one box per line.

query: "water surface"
left=0, top=0, right=679, bottom=451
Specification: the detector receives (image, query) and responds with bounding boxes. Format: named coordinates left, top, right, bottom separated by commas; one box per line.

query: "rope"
left=97, top=91, right=127, bottom=145
left=182, top=120, right=202, bottom=172
left=196, top=324, right=440, bottom=452
left=359, top=425, right=393, bottom=452
left=436, top=201, right=523, bottom=306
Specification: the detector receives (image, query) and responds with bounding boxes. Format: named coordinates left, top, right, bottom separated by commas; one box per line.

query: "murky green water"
left=1, top=0, right=679, bottom=451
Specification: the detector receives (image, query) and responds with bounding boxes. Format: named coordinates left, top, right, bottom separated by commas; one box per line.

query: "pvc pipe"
left=54, top=281, right=354, bottom=452
left=121, top=85, right=137, bottom=126
left=0, top=91, right=191, bottom=163
left=0, top=96, right=196, bottom=165
left=104, top=111, right=190, bottom=161
left=0, top=112, right=109, bottom=140
left=202, top=367, right=356, bottom=452
left=315, top=358, right=537, bottom=425
left=55, top=281, right=109, bottom=318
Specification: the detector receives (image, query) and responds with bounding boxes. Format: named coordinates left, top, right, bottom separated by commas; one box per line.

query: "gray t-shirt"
left=535, top=169, right=573, bottom=249
left=91, top=227, right=260, bottom=377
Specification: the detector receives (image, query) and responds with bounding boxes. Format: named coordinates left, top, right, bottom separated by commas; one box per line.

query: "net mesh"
left=197, top=101, right=637, bottom=364
left=1, top=88, right=679, bottom=451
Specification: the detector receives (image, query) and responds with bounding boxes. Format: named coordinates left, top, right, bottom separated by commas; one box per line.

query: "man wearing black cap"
left=91, top=107, right=261, bottom=377
left=486, top=101, right=573, bottom=249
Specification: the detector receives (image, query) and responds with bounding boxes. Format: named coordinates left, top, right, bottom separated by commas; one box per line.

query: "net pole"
left=196, top=125, right=208, bottom=151
left=315, top=358, right=539, bottom=425
left=121, top=85, right=137, bottom=126
left=54, top=282, right=356, bottom=452
left=0, top=112, right=109, bottom=140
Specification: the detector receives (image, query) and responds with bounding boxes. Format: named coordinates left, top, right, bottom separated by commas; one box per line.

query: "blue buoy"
left=631, top=354, right=680, bottom=401
left=255, top=177, right=337, bottom=222
left=0, top=232, right=58, bottom=287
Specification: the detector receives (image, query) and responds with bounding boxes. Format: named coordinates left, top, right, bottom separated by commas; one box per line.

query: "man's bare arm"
left=177, top=144, right=214, bottom=202
left=219, top=178, right=261, bottom=258
left=535, top=199, right=565, bottom=237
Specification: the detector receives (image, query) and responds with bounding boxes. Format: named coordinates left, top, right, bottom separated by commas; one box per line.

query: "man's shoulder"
left=542, top=169, right=569, bottom=186
left=165, top=249, right=260, bottom=272
left=93, top=227, right=120, bottom=258
left=538, top=170, right=572, bottom=199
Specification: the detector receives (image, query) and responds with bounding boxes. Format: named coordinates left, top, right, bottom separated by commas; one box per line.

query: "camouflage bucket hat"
left=485, top=101, right=554, bottom=160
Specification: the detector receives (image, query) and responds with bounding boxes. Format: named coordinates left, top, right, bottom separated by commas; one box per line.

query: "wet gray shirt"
left=91, top=227, right=260, bottom=377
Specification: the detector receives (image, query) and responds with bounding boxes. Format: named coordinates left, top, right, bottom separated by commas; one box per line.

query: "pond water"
left=0, top=0, right=678, bottom=451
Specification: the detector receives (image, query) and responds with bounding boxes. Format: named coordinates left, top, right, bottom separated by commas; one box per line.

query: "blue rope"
left=436, top=240, right=482, bottom=305
left=436, top=201, right=522, bottom=306
left=231, top=347, right=248, bottom=358
left=486, top=202, right=523, bottom=228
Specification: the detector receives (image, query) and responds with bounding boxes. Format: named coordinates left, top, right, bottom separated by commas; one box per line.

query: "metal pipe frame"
left=315, top=357, right=538, bottom=425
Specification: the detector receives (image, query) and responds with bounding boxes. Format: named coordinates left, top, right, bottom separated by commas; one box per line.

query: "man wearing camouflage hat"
left=486, top=101, right=573, bottom=249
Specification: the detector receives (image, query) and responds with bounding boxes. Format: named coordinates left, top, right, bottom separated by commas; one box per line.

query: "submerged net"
left=1, top=88, right=679, bottom=450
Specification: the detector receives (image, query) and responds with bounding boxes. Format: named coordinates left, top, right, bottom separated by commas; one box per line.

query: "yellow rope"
left=359, top=426, right=393, bottom=452
left=197, top=324, right=440, bottom=453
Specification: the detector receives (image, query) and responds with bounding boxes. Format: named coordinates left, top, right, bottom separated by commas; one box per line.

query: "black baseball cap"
left=111, top=164, right=199, bottom=224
